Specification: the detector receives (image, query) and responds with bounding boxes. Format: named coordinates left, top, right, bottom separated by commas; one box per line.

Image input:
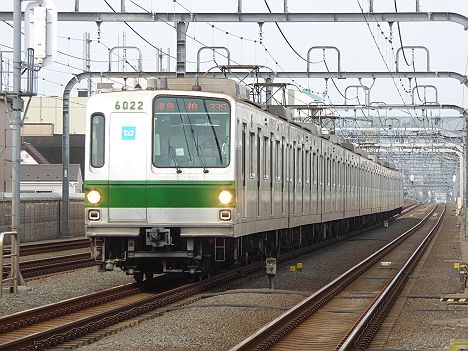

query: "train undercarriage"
left=90, top=209, right=401, bottom=281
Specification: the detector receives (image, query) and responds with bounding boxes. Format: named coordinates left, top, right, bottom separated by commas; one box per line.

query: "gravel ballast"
left=75, top=208, right=431, bottom=350
left=0, top=266, right=134, bottom=318
left=369, top=205, right=467, bottom=350
left=79, top=290, right=305, bottom=351
left=4, top=205, right=454, bottom=351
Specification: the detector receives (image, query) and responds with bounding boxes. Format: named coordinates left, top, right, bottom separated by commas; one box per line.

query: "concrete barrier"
left=0, top=193, right=84, bottom=242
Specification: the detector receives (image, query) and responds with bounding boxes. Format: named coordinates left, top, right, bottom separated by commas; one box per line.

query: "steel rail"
left=0, top=281, right=145, bottom=334
left=0, top=265, right=263, bottom=350
left=337, top=205, right=446, bottom=350
left=20, top=238, right=90, bottom=256
left=2, top=253, right=95, bottom=280
left=3, top=238, right=90, bottom=256
left=230, top=205, right=437, bottom=351
left=0, top=208, right=414, bottom=350
left=0, top=210, right=414, bottom=350
left=18, top=253, right=94, bottom=279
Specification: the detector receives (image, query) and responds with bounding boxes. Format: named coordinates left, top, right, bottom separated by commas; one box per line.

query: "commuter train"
left=84, top=77, right=404, bottom=280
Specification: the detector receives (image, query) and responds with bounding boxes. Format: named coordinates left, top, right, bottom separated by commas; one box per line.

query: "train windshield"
left=153, top=96, right=231, bottom=168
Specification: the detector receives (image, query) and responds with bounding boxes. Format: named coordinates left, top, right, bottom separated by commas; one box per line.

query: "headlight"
left=218, top=190, right=233, bottom=205
left=87, top=190, right=102, bottom=205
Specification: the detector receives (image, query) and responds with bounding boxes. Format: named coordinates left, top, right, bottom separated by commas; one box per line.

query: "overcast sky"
left=1, top=0, right=468, bottom=122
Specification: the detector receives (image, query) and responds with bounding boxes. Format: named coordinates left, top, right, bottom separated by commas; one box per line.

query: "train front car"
left=84, top=87, right=236, bottom=280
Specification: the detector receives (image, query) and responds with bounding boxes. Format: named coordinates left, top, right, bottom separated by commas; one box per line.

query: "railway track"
left=0, top=262, right=267, bottom=350
left=0, top=206, right=420, bottom=350
left=230, top=204, right=444, bottom=351
left=3, top=238, right=90, bottom=257
left=18, top=238, right=90, bottom=256
left=3, top=238, right=94, bottom=280
left=2, top=253, right=96, bottom=280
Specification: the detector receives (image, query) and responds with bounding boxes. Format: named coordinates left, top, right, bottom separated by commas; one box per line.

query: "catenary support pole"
left=11, top=0, right=25, bottom=290
left=176, top=22, right=187, bottom=77
left=465, top=117, right=468, bottom=237
left=62, top=82, right=70, bottom=237
left=83, top=32, right=91, bottom=96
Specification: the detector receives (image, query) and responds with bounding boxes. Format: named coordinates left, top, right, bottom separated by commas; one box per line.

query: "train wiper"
left=168, top=146, right=182, bottom=174
left=196, top=145, right=209, bottom=174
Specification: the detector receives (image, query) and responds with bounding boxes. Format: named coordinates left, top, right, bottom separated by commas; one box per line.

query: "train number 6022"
left=115, top=100, right=144, bottom=110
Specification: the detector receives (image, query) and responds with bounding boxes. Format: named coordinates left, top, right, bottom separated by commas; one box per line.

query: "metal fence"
left=0, top=193, right=84, bottom=242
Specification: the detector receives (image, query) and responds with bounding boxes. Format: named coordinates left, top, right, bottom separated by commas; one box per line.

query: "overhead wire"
left=261, top=0, right=347, bottom=121
left=123, top=0, right=237, bottom=65
left=355, top=0, right=414, bottom=117
left=391, top=1, right=449, bottom=153
left=393, top=0, right=424, bottom=103
left=169, top=0, right=321, bottom=110
left=170, top=0, right=312, bottom=109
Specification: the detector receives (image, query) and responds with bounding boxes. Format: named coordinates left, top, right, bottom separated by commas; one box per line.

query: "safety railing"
left=0, top=231, right=19, bottom=298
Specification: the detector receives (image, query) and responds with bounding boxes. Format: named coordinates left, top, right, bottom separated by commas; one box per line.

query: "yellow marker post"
left=297, top=262, right=303, bottom=271
left=289, top=265, right=296, bottom=272
left=454, top=262, right=460, bottom=270
left=450, top=339, right=468, bottom=351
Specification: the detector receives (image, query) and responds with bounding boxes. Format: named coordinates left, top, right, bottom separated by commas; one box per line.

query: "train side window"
left=281, top=138, right=285, bottom=184
left=257, top=128, right=261, bottom=217
left=249, top=131, right=255, bottom=178
left=275, top=140, right=280, bottom=180
left=298, top=146, right=302, bottom=184
left=257, top=129, right=261, bottom=180
left=312, top=152, right=316, bottom=184
left=90, top=114, right=105, bottom=168
left=270, top=133, right=274, bottom=215
left=293, top=141, right=297, bottom=190
left=263, top=136, right=269, bottom=180
left=242, top=123, right=247, bottom=186
left=281, top=137, right=285, bottom=215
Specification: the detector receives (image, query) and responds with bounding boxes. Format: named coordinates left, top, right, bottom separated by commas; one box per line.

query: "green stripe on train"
left=84, top=180, right=236, bottom=208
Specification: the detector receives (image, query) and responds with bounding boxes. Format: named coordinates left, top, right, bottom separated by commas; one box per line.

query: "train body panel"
left=84, top=78, right=403, bottom=276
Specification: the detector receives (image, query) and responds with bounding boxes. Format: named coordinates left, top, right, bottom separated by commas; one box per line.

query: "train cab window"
left=90, top=114, right=105, bottom=168
left=153, top=96, right=231, bottom=168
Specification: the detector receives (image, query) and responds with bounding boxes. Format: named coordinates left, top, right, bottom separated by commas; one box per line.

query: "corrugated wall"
left=0, top=196, right=84, bottom=242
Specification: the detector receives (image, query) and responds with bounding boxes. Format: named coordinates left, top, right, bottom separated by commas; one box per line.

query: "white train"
left=84, top=78, right=403, bottom=280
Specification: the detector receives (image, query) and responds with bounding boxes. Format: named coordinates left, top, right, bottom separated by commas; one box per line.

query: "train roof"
left=92, top=77, right=399, bottom=172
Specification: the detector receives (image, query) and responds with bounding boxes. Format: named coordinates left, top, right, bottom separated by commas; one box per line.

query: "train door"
left=108, top=112, right=148, bottom=221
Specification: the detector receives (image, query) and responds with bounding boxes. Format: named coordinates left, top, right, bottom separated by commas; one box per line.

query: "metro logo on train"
left=121, top=126, right=136, bottom=140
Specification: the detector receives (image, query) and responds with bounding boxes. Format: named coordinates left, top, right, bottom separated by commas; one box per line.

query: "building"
left=21, top=96, right=88, bottom=173
left=20, top=164, right=82, bottom=194
left=22, top=96, right=87, bottom=135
